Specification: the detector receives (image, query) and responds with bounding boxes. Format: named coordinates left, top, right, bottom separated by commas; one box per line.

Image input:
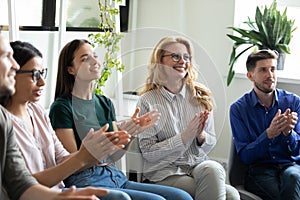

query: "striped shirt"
left=137, top=84, right=216, bottom=182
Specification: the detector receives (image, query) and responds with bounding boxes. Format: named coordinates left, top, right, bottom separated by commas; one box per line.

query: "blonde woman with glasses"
left=137, top=36, right=240, bottom=200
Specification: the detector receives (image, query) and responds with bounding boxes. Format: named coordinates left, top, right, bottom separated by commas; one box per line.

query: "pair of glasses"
left=16, top=68, right=48, bottom=83
left=162, top=53, right=191, bottom=62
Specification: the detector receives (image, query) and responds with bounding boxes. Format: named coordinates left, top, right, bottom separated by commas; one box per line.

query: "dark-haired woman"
left=49, top=39, right=192, bottom=200
left=6, top=40, right=132, bottom=200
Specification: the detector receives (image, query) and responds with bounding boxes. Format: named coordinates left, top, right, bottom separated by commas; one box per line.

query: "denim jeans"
left=64, top=165, right=192, bottom=200
left=245, top=162, right=300, bottom=200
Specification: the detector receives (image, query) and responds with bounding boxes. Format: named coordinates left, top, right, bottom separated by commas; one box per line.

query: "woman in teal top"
left=49, top=39, right=192, bottom=200
left=50, top=93, right=116, bottom=148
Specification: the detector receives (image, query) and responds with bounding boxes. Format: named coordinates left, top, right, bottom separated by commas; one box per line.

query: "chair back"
left=228, top=139, right=249, bottom=186
left=126, top=137, right=144, bottom=182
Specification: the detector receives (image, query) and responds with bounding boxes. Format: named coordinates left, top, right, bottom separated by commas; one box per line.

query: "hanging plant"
left=88, top=0, right=126, bottom=94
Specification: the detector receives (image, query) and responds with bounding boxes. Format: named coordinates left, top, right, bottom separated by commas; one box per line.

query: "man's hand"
left=52, top=186, right=109, bottom=200
left=266, top=108, right=297, bottom=139
left=281, top=109, right=298, bottom=136
left=267, top=109, right=285, bottom=139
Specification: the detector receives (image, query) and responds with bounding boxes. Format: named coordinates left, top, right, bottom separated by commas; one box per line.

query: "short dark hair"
left=246, top=49, right=278, bottom=72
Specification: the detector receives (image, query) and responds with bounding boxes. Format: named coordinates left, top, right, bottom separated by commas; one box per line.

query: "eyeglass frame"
left=162, top=53, right=192, bottom=63
left=16, top=68, right=48, bottom=83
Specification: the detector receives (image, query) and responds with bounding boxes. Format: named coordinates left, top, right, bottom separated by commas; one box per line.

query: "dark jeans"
left=245, top=162, right=300, bottom=200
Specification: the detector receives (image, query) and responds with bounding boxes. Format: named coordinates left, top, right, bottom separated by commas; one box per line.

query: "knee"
left=107, top=190, right=131, bottom=200
left=195, top=160, right=226, bottom=178
left=226, top=185, right=240, bottom=200
left=286, top=172, right=300, bottom=187
left=171, top=188, right=193, bottom=200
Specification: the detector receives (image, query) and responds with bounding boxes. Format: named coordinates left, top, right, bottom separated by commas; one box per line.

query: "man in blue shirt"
left=230, top=50, right=300, bottom=200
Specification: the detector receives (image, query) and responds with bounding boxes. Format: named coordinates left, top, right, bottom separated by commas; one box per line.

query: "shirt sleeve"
left=284, top=94, right=300, bottom=156
left=36, top=103, right=69, bottom=164
left=108, top=98, right=117, bottom=122
left=0, top=107, right=37, bottom=200
left=137, top=97, right=186, bottom=163
left=49, top=98, right=74, bottom=130
left=47, top=116, right=69, bottom=163
left=199, top=112, right=216, bottom=153
left=229, top=102, right=271, bottom=165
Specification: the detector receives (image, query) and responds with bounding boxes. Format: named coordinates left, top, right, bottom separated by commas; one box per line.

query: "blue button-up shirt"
left=230, top=88, right=300, bottom=165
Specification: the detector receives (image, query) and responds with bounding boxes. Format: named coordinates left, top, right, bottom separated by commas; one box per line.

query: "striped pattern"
left=137, top=84, right=216, bottom=182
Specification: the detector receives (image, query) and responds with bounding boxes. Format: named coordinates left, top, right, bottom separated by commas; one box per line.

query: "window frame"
left=0, top=0, right=129, bottom=32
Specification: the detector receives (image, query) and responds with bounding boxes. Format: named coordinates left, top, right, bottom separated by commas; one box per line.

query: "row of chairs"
left=126, top=138, right=262, bottom=200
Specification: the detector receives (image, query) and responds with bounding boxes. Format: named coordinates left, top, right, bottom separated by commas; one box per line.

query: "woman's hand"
left=119, top=107, right=161, bottom=136
left=132, top=107, right=161, bottom=129
left=81, top=124, right=131, bottom=162
left=181, top=111, right=209, bottom=146
left=181, top=113, right=202, bottom=145
left=196, top=110, right=209, bottom=145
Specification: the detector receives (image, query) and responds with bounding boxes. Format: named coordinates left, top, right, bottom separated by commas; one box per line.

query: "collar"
left=160, top=83, right=186, bottom=102
left=250, top=88, right=279, bottom=107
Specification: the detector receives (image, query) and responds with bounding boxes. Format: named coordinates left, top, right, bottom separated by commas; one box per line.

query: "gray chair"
left=228, top=139, right=262, bottom=200
left=126, top=137, right=144, bottom=182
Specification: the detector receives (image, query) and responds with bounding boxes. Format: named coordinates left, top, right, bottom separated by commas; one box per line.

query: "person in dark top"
left=49, top=39, right=193, bottom=200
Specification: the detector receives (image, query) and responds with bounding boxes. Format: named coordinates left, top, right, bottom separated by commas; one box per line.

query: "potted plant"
left=88, top=0, right=126, bottom=94
left=226, top=1, right=296, bottom=86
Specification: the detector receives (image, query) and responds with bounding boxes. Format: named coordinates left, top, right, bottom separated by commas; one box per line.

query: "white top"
left=137, top=84, right=216, bottom=182
left=10, top=102, right=69, bottom=191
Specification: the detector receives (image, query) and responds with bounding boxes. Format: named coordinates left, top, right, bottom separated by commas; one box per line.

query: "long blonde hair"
left=140, top=36, right=214, bottom=111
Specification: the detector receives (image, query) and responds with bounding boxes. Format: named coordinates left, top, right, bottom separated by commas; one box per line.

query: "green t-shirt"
left=49, top=93, right=116, bottom=149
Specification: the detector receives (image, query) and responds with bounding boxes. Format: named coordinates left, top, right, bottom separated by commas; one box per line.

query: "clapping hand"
left=81, top=124, right=131, bottom=162
left=267, top=108, right=298, bottom=139
left=53, top=186, right=109, bottom=200
left=281, top=108, right=298, bottom=136
left=196, top=111, right=209, bottom=145
left=119, top=107, right=161, bottom=136
left=181, top=111, right=210, bottom=145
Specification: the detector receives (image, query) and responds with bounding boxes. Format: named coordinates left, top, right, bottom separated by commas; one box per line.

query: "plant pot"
left=277, top=52, right=286, bottom=70
left=259, top=47, right=286, bottom=71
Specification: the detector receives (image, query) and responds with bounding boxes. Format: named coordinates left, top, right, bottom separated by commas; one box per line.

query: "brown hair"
left=54, top=39, right=90, bottom=100
left=246, top=49, right=278, bottom=72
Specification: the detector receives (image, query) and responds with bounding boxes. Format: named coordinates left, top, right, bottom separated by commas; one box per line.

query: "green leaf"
left=88, top=0, right=126, bottom=94
left=226, top=1, right=296, bottom=86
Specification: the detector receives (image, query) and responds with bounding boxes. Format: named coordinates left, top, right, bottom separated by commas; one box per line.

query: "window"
left=0, top=0, right=129, bottom=32
left=233, top=0, right=300, bottom=80
left=66, top=0, right=101, bottom=28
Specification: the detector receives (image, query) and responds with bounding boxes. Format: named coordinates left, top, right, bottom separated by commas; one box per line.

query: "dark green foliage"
left=227, top=1, right=296, bottom=86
